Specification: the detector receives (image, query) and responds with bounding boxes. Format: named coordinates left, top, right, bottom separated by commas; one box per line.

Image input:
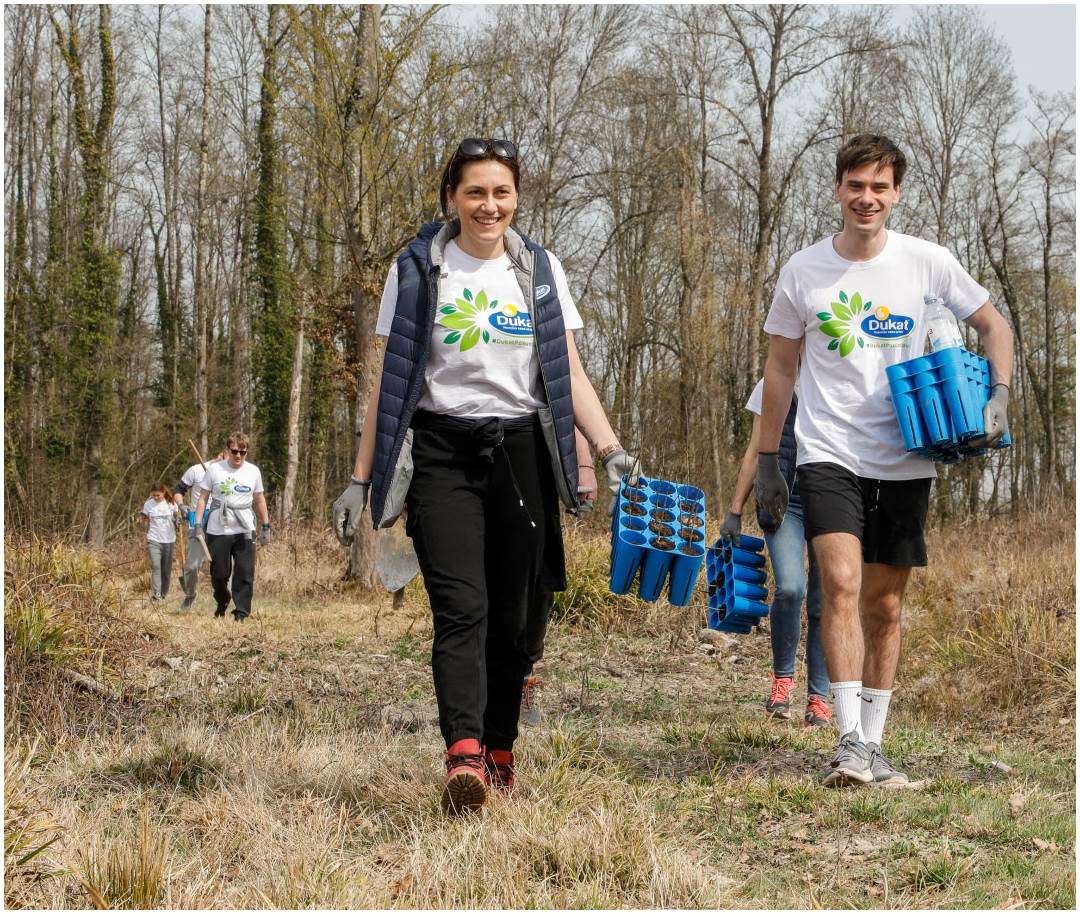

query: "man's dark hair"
left=835, top=134, right=907, bottom=187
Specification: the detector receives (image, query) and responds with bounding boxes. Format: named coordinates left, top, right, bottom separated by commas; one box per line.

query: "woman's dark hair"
left=439, top=138, right=521, bottom=217
left=835, top=134, right=907, bottom=187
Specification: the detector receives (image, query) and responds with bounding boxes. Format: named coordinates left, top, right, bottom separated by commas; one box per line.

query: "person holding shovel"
left=194, top=432, right=271, bottom=622
left=174, top=449, right=227, bottom=609
left=332, top=137, right=638, bottom=815
left=141, top=482, right=179, bottom=602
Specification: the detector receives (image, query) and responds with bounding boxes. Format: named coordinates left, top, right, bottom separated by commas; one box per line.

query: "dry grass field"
left=4, top=507, right=1075, bottom=909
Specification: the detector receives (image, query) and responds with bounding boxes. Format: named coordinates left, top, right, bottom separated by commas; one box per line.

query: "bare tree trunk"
left=194, top=4, right=212, bottom=455
left=281, top=306, right=305, bottom=521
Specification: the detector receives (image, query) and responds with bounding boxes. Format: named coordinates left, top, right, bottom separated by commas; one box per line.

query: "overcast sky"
left=894, top=3, right=1075, bottom=97
left=443, top=3, right=1075, bottom=98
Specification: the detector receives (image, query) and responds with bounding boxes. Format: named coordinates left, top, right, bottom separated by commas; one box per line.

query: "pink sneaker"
left=804, top=694, right=833, bottom=728
left=765, top=673, right=795, bottom=720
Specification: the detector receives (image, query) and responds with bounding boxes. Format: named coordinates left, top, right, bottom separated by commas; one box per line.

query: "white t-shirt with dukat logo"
left=763, top=230, right=989, bottom=480
left=142, top=498, right=178, bottom=544
left=202, top=460, right=264, bottom=535
left=375, top=239, right=584, bottom=418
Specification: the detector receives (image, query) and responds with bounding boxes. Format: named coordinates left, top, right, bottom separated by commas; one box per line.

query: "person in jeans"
left=720, top=378, right=831, bottom=728
left=332, top=138, right=638, bottom=815
left=141, top=482, right=178, bottom=601
left=173, top=449, right=227, bottom=609
left=194, top=432, right=271, bottom=622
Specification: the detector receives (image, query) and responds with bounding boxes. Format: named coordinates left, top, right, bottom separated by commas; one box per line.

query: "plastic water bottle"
left=924, top=294, right=963, bottom=352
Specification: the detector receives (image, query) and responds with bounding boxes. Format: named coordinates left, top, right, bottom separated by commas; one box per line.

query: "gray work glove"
left=719, top=511, right=742, bottom=542
left=259, top=524, right=272, bottom=546
left=332, top=478, right=370, bottom=546
left=971, top=384, right=1009, bottom=449
left=576, top=484, right=596, bottom=514
left=194, top=523, right=206, bottom=540
left=754, top=453, right=789, bottom=528
left=601, top=449, right=640, bottom=497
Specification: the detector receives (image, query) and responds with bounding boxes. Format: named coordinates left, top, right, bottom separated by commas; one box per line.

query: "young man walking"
left=754, top=135, right=1013, bottom=787
left=174, top=449, right=227, bottom=609
left=194, top=433, right=272, bottom=622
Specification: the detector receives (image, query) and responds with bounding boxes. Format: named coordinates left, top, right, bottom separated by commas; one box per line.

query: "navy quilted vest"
left=369, top=222, right=579, bottom=526
left=757, top=393, right=799, bottom=534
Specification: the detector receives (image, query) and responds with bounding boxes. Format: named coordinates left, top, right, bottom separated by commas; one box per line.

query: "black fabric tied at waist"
left=411, top=410, right=539, bottom=528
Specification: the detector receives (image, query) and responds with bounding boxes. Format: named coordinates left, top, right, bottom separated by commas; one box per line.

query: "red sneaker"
left=765, top=673, right=795, bottom=720
left=804, top=694, right=833, bottom=728
left=441, top=739, right=487, bottom=815
left=484, top=748, right=515, bottom=792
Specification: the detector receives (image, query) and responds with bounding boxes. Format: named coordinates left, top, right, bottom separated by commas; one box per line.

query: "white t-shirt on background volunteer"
left=202, top=460, right=264, bottom=535
left=745, top=377, right=801, bottom=418
left=375, top=238, right=584, bottom=418
left=763, top=230, right=989, bottom=480
left=142, top=498, right=178, bottom=544
left=178, top=463, right=208, bottom=508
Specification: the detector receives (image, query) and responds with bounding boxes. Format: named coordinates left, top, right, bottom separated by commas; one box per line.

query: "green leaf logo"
left=816, top=290, right=868, bottom=358
left=437, top=287, right=501, bottom=351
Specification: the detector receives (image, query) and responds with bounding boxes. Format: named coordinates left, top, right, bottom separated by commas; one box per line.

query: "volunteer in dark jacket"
left=332, top=137, right=637, bottom=815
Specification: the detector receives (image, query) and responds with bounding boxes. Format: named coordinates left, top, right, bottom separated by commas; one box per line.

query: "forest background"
left=3, top=3, right=1075, bottom=582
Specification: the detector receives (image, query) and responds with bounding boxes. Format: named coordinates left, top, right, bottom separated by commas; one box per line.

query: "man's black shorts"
left=796, top=462, right=932, bottom=567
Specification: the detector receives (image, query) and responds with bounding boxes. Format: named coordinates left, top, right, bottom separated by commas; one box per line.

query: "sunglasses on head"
left=454, top=137, right=518, bottom=162
left=229, top=448, right=248, bottom=456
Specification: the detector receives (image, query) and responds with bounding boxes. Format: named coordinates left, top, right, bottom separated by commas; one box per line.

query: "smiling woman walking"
left=333, top=138, right=638, bottom=815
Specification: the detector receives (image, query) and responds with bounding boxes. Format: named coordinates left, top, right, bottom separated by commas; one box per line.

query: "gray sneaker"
left=823, top=730, right=874, bottom=787
left=866, top=742, right=910, bottom=786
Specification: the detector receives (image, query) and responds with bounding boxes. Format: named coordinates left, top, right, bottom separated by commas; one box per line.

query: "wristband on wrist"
left=262, top=523, right=271, bottom=529
left=992, top=383, right=1010, bottom=392
left=597, top=442, right=622, bottom=462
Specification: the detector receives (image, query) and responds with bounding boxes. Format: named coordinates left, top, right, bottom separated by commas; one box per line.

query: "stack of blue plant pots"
left=705, top=534, right=769, bottom=634
left=886, top=346, right=1012, bottom=463
left=609, top=476, right=706, bottom=606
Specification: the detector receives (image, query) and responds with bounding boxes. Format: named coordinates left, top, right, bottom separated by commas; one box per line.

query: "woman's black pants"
left=405, top=411, right=565, bottom=751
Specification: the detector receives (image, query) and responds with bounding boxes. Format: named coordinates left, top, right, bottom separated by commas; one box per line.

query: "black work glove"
left=754, top=453, right=788, bottom=528
left=719, top=511, right=742, bottom=542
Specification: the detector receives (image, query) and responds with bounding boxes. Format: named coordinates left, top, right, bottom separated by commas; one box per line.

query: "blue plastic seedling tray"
left=886, top=346, right=1012, bottom=464
left=705, top=534, right=769, bottom=634
left=609, top=476, right=706, bottom=606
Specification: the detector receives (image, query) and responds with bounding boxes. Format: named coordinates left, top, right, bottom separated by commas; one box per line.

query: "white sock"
left=861, top=687, right=893, bottom=746
left=832, top=681, right=864, bottom=740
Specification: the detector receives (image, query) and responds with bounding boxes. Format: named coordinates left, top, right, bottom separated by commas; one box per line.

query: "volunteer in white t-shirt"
left=755, top=134, right=1013, bottom=788
left=194, top=432, right=271, bottom=621
left=332, top=138, right=639, bottom=816
left=141, top=482, right=179, bottom=601
left=173, top=449, right=226, bottom=609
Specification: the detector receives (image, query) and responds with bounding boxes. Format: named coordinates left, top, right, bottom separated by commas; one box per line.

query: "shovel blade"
left=375, top=525, right=420, bottom=593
